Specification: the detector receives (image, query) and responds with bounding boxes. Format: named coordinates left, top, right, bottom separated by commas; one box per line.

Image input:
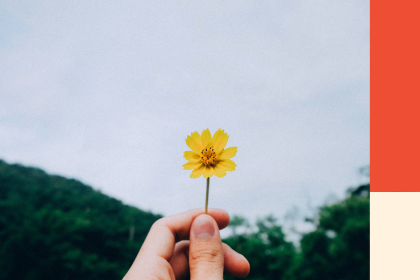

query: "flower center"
left=200, top=146, right=218, bottom=166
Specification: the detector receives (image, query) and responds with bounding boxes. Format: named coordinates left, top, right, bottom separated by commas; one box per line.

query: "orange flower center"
left=200, top=146, right=218, bottom=166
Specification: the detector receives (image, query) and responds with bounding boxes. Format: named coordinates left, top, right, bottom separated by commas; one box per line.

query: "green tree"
left=1, top=159, right=369, bottom=280
left=291, top=184, right=370, bottom=280
left=0, top=160, right=162, bottom=280
left=224, top=215, right=296, bottom=280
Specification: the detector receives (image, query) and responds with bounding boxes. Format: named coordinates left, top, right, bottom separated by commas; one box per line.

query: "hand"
left=123, top=209, right=250, bottom=279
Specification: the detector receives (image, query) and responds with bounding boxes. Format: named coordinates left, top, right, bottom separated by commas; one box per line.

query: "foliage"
left=224, top=214, right=296, bottom=280
left=0, top=159, right=369, bottom=280
left=223, top=185, right=370, bottom=280
left=0, top=160, right=162, bottom=280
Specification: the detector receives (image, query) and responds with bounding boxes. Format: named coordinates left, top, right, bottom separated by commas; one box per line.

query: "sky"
left=0, top=1, right=369, bottom=235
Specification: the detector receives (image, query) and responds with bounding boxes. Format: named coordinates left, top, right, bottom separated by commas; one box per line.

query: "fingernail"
left=192, top=215, right=215, bottom=238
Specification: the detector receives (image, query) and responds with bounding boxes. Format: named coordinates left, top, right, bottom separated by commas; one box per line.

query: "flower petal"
left=212, top=128, right=229, bottom=154
left=186, top=131, right=204, bottom=153
left=218, top=147, right=237, bottom=160
left=201, top=128, right=213, bottom=148
left=183, top=161, right=202, bottom=170
left=184, top=151, right=200, bottom=161
left=217, top=159, right=236, bottom=171
left=213, top=164, right=227, bottom=178
left=190, top=164, right=205, bottom=178
left=203, top=165, right=214, bottom=178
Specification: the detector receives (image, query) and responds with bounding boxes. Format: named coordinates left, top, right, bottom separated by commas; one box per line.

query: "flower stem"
left=205, top=177, right=210, bottom=214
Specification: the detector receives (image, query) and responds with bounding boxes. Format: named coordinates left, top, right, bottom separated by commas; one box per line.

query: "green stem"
left=205, top=177, right=210, bottom=214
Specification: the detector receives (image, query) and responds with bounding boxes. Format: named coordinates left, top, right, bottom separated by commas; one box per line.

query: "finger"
left=222, top=243, right=250, bottom=278
left=141, top=208, right=229, bottom=260
left=189, top=214, right=224, bottom=280
left=170, top=242, right=250, bottom=279
left=124, top=209, right=229, bottom=279
left=169, top=241, right=190, bottom=280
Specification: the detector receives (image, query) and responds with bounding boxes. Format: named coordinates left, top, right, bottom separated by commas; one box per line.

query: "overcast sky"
left=0, top=1, right=369, bottom=233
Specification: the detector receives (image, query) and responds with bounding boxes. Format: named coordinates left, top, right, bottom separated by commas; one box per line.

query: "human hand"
left=123, top=209, right=250, bottom=279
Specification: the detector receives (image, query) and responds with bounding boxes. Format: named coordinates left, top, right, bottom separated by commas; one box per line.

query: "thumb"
left=189, top=214, right=224, bottom=280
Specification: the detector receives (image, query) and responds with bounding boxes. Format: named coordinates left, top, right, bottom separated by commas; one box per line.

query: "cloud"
left=0, top=1, right=369, bottom=221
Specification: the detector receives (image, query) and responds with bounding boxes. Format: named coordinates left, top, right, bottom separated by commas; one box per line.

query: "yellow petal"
left=183, top=161, right=202, bottom=170
left=213, top=164, right=227, bottom=178
left=217, top=159, right=236, bottom=171
left=211, top=129, right=223, bottom=149
left=203, top=165, right=214, bottom=178
left=212, top=128, right=229, bottom=154
left=218, top=147, right=237, bottom=160
left=191, top=164, right=205, bottom=178
left=186, top=132, right=204, bottom=153
left=201, top=128, right=213, bottom=148
left=184, top=151, right=200, bottom=161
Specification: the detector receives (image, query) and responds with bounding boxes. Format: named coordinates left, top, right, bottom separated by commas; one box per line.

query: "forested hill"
left=0, top=159, right=162, bottom=280
left=0, top=159, right=369, bottom=280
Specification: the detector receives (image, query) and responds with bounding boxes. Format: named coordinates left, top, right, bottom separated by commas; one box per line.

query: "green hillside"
left=0, top=159, right=369, bottom=280
left=0, top=160, right=162, bottom=280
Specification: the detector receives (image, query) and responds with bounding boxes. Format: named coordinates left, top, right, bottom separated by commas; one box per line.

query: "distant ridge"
left=0, top=159, right=162, bottom=280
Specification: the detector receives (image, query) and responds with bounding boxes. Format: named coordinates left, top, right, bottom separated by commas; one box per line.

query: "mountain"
left=0, top=159, right=162, bottom=280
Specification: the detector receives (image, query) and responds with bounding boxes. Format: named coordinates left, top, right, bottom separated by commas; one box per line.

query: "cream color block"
left=371, top=192, right=420, bottom=280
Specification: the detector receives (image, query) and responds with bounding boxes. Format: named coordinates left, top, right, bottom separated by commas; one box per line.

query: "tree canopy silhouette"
left=0, top=159, right=369, bottom=280
left=0, top=160, right=162, bottom=280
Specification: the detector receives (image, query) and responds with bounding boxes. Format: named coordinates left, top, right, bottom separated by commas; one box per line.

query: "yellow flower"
left=183, top=128, right=237, bottom=178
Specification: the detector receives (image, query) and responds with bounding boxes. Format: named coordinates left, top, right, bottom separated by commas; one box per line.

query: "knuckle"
left=151, top=218, right=167, bottom=230
left=142, top=267, right=170, bottom=280
left=125, top=259, right=172, bottom=280
left=190, top=245, right=222, bottom=263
